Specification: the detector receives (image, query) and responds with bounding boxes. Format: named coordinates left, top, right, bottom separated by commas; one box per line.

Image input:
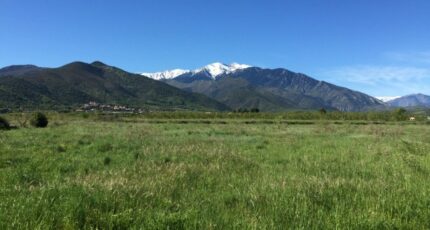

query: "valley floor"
left=1, top=116, right=430, bottom=229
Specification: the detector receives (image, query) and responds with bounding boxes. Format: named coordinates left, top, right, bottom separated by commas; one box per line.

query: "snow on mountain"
left=141, top=62, right=252, bottom=80
left=376, top=96, right=401, bottom=102
left=141, top=69, right=190, bottom=80
left=194, top=62, right=252, bottom=79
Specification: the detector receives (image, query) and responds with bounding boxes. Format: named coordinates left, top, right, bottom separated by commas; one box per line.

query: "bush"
left=104, top=157, right=112, bottom=165
left=319, top=108, right=327, bottom=115
left=392, top=108, right=407, bottom=121
left=30, top=112, right=48, bottom=128
left=0, top=116, right=10, bottom=130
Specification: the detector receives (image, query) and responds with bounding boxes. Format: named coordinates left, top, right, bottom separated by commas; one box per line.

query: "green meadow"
left=1, top=114, right=430, bottom=229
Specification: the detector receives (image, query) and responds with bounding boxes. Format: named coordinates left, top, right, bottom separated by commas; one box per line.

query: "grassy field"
left=1, top=114, right=430, bottom=229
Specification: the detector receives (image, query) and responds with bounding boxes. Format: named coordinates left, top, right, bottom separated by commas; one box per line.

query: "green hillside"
left=0, top=61, right=230, bottom=111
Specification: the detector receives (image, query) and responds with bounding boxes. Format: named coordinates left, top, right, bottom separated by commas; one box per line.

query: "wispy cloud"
left=385, top=51, right=430, bottom=64
left=320, top=50, right=430, bottom=96
left=322, top=65, right=430, bottom=96
left=326, top=65, right=430, bottom=85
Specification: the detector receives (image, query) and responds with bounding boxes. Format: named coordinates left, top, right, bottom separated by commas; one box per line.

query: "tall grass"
left=0, top=116, right=429, bottom=229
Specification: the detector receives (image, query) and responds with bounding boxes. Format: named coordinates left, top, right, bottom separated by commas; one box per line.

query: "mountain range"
left=385, top=94, right=430, bottom=108
left=142, top=63, right=252, bottom=80
left=142, top=63, right=383, bottom=112
left=2, top=61, right=427, bottom=112
left=0, top=61, right=229, bottom=111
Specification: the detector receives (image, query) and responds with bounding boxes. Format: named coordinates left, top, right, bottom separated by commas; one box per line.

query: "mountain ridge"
left=0, top=61, right=230, bottom=111
left=144, top=64, right=383, bottom=112
left=386, top=93, right=430, bottom=108
left=142, top=62, right=252, bottom=80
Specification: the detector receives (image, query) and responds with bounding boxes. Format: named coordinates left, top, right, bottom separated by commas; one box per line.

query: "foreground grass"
left=1, top=118, right=430, bottom=229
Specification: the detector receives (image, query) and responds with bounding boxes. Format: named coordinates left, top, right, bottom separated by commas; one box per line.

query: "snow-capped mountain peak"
left=141, top=69, right=190, bottom=80
left=230, top=63, right=252, bottom=70
left=196, top=62, right=231, bottom=77
left=376, top=96, right=401, bottom=102
left=196, top=62, right=252, bottom=78
left=141, top=62, right=252, bottom=80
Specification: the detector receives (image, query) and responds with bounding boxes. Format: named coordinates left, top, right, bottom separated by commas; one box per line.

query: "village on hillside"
left=76, top=101, right=146, bottom=113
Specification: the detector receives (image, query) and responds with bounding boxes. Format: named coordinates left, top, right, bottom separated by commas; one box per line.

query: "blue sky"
left=1, top=0, right=430, bottom=96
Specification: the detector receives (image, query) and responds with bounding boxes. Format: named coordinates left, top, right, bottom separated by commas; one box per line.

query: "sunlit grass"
left=1, top=116, right=429, bottom=229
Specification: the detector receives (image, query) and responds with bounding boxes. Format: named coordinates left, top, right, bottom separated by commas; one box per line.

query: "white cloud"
left=385, top=51, right=430, bottom=64
left=320, top=50, right=430, bottom=96
left=326, top=65, right=430, bottom=85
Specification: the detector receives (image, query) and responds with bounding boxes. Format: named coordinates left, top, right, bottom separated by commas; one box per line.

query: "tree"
left=0, top=116, right=10, bottom=130
left=30, top=112, right=49, bottom=128
left=393, top=108, right=407, bottom=121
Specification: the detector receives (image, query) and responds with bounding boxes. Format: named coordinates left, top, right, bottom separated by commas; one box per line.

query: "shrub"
left=0, top=116, right=10, bottom=130
left=319, top=108, right=327, bottom=115
left=30, top=112, right=49, bottom=128
left=392, top=108, right=407, bottom=121
left=56, top=145, right=66, bottom=153
left=250, top=108, right=260, bottom=113
left=104, top=157, right=112, bottom=165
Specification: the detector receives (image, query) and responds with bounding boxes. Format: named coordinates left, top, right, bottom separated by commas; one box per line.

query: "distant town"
left=77, top=101, right=146, bottom=113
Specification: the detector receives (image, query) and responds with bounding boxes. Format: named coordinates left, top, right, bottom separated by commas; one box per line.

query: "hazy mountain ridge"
left=386, top=94, right=430, bottom=108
